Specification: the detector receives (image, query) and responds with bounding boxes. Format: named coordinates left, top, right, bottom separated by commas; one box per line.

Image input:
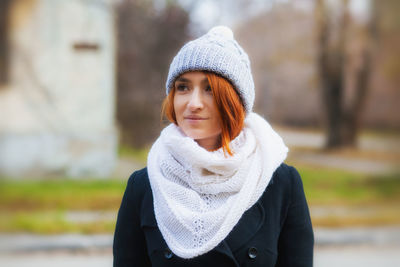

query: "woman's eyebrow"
left=201, top=78, right=209, bottom=84
left=176, top=77, right=190, bottom=83
left=175, top=77, right=209, bottom=83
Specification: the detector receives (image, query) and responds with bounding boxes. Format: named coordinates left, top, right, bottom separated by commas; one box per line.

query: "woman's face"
left=173, top=71, right=222, bottom=151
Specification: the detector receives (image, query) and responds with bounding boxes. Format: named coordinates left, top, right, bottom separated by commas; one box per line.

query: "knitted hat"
left=165, top=26, right=255, bottom=113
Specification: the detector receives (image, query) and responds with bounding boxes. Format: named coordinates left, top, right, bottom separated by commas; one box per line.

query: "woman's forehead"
left=177, top=71, right=208, bottom=82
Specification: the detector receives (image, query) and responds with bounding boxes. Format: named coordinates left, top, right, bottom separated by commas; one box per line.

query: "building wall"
left=0, top=0, right=117, bottom=177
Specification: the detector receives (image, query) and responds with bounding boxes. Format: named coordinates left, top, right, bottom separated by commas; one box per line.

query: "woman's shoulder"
left=273, top=162, right=302, bottom=180
left=128, top=167, right=149, bottom=183
left=270, top=163, right=305, bottom=195
left=125, top=167, right=151, bottom=200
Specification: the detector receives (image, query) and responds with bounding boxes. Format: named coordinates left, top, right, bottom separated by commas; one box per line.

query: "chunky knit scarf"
left=147, top=112, right=288, bottom=259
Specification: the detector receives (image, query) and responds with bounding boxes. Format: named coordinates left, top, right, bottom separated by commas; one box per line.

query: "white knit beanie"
left=165, top=26, right=255, bottom=113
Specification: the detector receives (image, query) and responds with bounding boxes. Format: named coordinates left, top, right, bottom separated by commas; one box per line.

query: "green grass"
left=297, top=165, right=400, bottom=227
left=0, top=178, right=126, bottom=211
left=0, top=178, right=125, bottom=234
left=311, top=211, right=400, bottom=227
left=0, top=165, right=399, bottom=233
left=297, top=165, right=400, bottom=205
left=0, top=211, right=115, bottom=234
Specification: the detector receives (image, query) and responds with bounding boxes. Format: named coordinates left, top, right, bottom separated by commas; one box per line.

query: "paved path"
left=0, top=234, right=113, bottom=253
left=1, top=227, right=399, bottom=267
left=1, top=227, right=399, bottom=254
left=314, top=245, right=400, bottom=267
left=277, top=129, right=400, bottom=153
left=277, top=128, right=400, bottom=174
left=1, top=246, right=399, bottom=267
left=289, top=150, right=396, bottom=174
left=0, top=251, right=112, bottom=267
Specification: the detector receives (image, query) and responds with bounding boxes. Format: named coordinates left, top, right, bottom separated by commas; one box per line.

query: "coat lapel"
left=139, top=186, right=157, bottom=227
left=224, top=200, right=265, bottom=252
left=213, top=240, right=240, bottom=266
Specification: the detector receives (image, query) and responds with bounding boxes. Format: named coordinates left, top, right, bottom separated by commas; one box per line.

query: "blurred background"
left=0, top=0, right=399, bottom=266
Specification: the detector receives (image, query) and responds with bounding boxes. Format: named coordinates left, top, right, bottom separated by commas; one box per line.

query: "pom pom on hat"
left=165, top=25, right=255, bottom=113
left=208, top=26, right=234, bottom=40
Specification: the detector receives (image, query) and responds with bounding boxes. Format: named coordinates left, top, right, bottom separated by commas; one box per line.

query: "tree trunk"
left=315, top=0, right=375, bottom=149
left=0, top=0, right=11, bottom=85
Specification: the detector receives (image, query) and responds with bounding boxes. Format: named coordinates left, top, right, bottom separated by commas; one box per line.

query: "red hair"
left=162, top=72, right=245, bottom=156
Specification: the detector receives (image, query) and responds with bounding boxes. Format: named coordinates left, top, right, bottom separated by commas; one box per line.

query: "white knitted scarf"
left=147, top=112, right=288, bottom=259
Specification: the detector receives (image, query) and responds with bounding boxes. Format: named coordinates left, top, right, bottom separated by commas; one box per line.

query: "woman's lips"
left=184, top=116, right=207, bottom=123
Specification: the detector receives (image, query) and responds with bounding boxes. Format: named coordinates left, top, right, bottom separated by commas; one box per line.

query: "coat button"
left=248, top=247, right=258, bottom=259
left=164, top=248, right=173, bottom=259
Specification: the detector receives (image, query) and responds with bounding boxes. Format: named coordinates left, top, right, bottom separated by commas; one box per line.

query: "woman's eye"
left=205, top=85, right=212, bottom=92
left=176, top=85, right=188, bottom=91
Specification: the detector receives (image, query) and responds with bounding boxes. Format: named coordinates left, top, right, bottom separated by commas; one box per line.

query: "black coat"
left=113, top=163, right=314, bottom=267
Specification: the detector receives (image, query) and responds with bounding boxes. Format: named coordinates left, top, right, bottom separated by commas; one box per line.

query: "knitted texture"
left=166, top=26, right=255, bottom=113
left=147, top=113, right=288, bottom=258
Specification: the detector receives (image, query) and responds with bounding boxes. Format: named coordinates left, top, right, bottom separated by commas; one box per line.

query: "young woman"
left=113, top=26, right=314, bottom=267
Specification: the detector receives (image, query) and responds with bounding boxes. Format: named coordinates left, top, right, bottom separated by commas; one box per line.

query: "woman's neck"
left=195, top=135, right=221, bottom=151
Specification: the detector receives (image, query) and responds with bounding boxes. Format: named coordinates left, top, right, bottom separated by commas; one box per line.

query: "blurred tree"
left=315, top=0, right=377, bottom=148
left=0, top=0, right=11, bottom=85
left=116, top=0, right=190, bottom=148
left=236, top=3, right=318, bottom=127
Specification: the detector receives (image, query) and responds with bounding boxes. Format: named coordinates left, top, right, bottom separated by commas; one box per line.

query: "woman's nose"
left=187, top=88, right=204, bottom=110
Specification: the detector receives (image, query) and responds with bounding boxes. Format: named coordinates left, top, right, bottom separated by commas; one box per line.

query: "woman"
left=113, top=26, right=314, bottom=267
